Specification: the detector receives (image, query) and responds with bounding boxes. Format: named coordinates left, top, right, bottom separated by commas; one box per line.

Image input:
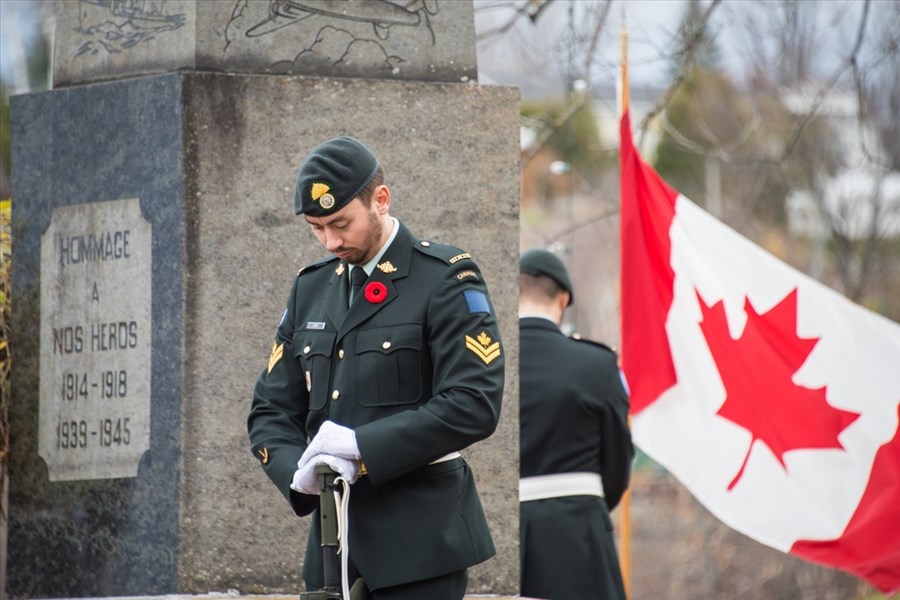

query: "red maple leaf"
left=696, top=288, right=860, bottom=491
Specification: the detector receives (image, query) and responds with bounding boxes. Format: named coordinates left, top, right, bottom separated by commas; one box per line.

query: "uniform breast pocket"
left=293, top=330, right=336, bottom=410
left=355, top=324, right=423, bottom=407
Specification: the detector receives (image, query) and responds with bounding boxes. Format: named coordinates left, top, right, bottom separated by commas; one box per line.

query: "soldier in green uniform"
left=518, top=249, right=633, bottom=600
left=249, top=136, right=504, bottom=600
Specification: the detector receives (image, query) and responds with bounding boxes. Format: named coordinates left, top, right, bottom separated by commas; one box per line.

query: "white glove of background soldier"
left=291, top=453, right=359, bottom=495
left=298, top=420, right=361, bottom=471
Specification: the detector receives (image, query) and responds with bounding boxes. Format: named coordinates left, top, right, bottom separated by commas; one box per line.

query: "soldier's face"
left=305, top=190, right=390, bottom=265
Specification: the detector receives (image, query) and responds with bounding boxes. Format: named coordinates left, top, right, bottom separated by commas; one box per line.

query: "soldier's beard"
left=344, top=209, right=385, bottom=266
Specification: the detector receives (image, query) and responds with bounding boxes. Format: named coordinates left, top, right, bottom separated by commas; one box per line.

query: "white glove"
left=290, top=453, right=359, bottom=495
left=298, top=421, right=361, bottom=471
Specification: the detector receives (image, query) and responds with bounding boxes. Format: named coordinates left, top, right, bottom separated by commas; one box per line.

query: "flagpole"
left=618, top=9, right=629, bottom=119
left=617, top=5, right=633, bottom=599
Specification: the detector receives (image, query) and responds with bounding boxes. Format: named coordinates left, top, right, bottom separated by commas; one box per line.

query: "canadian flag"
left=620, top=110, right=900, bottom=593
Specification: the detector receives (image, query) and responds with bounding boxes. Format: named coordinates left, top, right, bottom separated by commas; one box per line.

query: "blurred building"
left=784, top=85, right=900, bottom=240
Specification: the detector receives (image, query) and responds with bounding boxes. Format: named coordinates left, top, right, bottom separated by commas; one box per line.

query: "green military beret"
left=520, top=248, right=574, bottom=306
left=294, top=136, right=380, bottom=216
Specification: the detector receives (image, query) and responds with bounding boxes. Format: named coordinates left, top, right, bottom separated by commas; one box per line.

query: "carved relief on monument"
left=73, top=0, right=187, bottom=58
left=224, top=0, right=441, bottom=76
left=53, top=0, right=476, bottom=85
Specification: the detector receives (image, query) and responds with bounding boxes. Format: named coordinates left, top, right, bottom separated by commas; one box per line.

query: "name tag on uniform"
left=306, top=321, right=326, bottom=330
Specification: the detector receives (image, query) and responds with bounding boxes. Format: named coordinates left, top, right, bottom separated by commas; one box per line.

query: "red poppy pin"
left=364, top=281, right=388, bottom=303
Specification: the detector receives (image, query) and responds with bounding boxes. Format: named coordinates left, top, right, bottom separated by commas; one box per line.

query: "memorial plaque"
left=39, top=198, right=152, bottom=481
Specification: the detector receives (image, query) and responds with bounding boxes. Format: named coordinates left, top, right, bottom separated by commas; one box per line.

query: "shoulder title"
left=415, top=240, right=475, bottom=265
left=297, top=255, right=339, bottom=277
left=416, top=240, right=472, bottom=265
left=415, top=241, right=481, bottom=285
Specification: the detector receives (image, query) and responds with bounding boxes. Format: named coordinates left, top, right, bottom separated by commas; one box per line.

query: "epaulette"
left=414, top=239, right=475, bottom=266
left=296, top=255, right=339, bottom=277
left=570, top=332, right=616, bottom=354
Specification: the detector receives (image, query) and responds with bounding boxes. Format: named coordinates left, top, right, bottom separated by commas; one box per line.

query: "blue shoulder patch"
left=463, top=289, right=491, bottom=315
left=619, top=369, right=630, bottom=395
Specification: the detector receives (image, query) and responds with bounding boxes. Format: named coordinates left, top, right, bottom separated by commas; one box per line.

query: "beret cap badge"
left=311, top=182, right=335, bottom=209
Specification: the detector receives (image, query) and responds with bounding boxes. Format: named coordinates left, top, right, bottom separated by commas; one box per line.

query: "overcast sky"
left=1, top=0, right=48, bottom=92
left=473, top=0, right=884, bottom=99
left=474, top=0, right=689, bottom=95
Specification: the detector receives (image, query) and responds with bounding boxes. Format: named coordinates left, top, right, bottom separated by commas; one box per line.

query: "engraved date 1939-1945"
left=57, top=417, right=132, bottom=450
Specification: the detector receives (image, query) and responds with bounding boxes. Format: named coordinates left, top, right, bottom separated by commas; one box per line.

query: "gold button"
left=382, top=341, right=391, bottom=350
left=331, top=390, right=340, bottom=401
left=338, top=349, right=345, bottom=359
left=303, top=346, right=311, bottom=354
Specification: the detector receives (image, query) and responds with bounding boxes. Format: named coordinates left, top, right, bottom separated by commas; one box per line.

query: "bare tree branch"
left=582, top=1, right=612, bottom=87
left=475, top=0, right=556, bottom=45
left=523, top=206, right=620, bottom=247
left=637, top=0, right=724, bottom=144
left=517, top=1, right=612, bottom=170
left=659, top=0, right=872, bottom=169
left=769, top=0, right=870, bottom=165
left=519, top=93, right=588, bottom=169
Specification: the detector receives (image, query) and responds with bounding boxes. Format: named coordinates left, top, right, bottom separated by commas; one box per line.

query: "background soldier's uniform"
left=249, top=220, right=504, bottom=591
left=519, top=317, right=633, bottom=600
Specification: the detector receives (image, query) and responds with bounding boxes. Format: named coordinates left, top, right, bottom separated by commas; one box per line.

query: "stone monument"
left=8, top=1, right=520, bottom=597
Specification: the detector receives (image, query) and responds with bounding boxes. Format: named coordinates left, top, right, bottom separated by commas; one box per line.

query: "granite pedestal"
left=9, top=72, right=520, bottom=597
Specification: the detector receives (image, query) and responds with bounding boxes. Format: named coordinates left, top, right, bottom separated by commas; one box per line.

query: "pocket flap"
left=356, top=324, right=421, bottom=355
left=292, top=329, right=336, bottom=358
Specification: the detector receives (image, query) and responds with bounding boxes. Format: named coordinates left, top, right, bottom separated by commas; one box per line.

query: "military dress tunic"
left=519, top=317, right=633, bottom=600
left=249, top=221, right=504, bottom=591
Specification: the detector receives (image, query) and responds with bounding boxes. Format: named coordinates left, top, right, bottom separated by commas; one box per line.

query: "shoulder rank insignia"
left=268, top=342, right=284, bottom=373
left=465, top=330, right=501, bottom=365
left=258, top=447, right=269, bottom=464
left=377, top=260, right=397, bottom=273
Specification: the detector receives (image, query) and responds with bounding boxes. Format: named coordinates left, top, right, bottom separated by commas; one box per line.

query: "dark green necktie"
left=349, top=267, right=367, bottom=306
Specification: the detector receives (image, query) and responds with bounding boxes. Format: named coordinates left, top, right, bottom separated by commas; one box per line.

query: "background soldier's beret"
left=294, top=136, right=380, bottom=216
left=520, top=248, right=574, bottom=306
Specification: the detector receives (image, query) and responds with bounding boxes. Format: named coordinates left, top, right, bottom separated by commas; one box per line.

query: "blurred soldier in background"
left=518, top=248, right=633, bottom=600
